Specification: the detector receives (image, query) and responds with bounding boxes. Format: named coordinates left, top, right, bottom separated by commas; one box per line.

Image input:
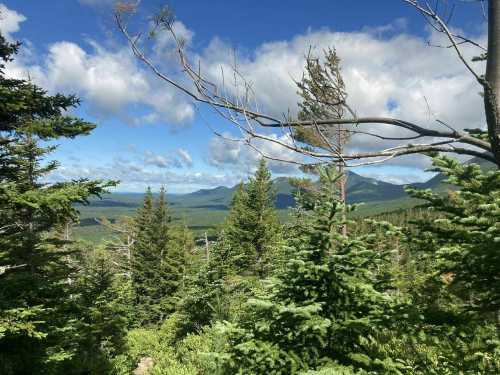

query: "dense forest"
left=2, top=1, right=500, bottom=374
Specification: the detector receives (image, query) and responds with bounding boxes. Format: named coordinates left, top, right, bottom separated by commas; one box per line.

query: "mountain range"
left=88, top=170, right=437, bottom=212
left=74, top=157, right=495, bottom=242
left=86, top=156, right=497, bottom=211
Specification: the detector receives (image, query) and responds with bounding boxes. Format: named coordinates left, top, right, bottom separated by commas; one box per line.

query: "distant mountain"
left=84, top=157, right=497, bottom=212
left=410, top=156, right=497, bottom=191
left=86, top=172, right=410, bottom=211
left=168, top=186, right=234, bottom=209
left=167, top=171, right=412, bottom=210
left=346, top=171, right=407, bottom=203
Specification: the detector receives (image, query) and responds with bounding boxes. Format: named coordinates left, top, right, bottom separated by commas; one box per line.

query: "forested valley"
left=1, top=1, right=500, bottom=374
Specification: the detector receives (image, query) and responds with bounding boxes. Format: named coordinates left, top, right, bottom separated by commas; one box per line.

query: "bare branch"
left=115, top=2, right=496, bottom=170
left=404, top=0, right=484, bottom=84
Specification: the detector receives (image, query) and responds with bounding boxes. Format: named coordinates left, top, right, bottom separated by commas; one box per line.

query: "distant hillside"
left=75, top=157, right=497, bottom=242
left=410, top=156, right=496, bottom=191
left=85, top=171, right=414, bottom=212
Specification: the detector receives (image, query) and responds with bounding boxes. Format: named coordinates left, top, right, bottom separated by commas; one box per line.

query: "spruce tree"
left=0, top=33, right=113, bottom=374
left=391, top=155, right=500, bottom=373
left=406, top=155, right=500, bottom=315
left=179, top=232, right=250, bottom=333
left=223, top=159, right=282, bottom=276
left=220, top=168, right=401, bottom=374
left=131, top=187, right=186, bottom=326
left=68, top=246, right=132, bottom=374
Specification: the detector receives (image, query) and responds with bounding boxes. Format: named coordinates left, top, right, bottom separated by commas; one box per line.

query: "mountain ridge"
left=91, top=171, right=432, bottom=210
left=89, top=157, right=496, bottom=211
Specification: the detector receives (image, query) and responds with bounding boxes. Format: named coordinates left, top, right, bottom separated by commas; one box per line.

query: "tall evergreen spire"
left=223, top=159, right=282, bottom=276
left=131, top=186, right=185, bottom=326
left=0, top=31, right=113, bottom=373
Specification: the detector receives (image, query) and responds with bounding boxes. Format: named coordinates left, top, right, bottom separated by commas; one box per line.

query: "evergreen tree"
left=179, top=232, right=250, bottom=333
left=219, top=168, right=401, bottom=374
left=131, top=187, right=186, bottom=326
left=388, top=155, right=500, bottom=373
left=406, top=155, right=500, bottom=315
left=0, top=33, right=113, bottom=374
left=295, top=49, right=350, bottom=235
left=223, top=159, right=282, bottom=276
left=68, top=246, right=132, bottom=374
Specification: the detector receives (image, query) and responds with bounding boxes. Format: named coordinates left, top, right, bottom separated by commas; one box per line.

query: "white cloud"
left=3, top=4, right=195, bottom=126
left=0, top=3, right=26, bottom=40
left=153, top=21, right=194, bottom=59
left=143, top=149, right=193, bottom=169
left=47, top=158, right=242, bottom=193
left=144, top=150, right=176, bottom=169
left=208, top=133, right=305, bottom=175
left=177, top=148, right=193, bottom=168
left=200, top=24, right=486, bottom=170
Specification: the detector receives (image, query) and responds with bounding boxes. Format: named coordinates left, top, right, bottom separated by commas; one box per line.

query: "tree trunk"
left=485, top=0, right=500, bottom=166
left=204, top=232, right=210, bottom=262
left=337, top=162, right=348, bottom=237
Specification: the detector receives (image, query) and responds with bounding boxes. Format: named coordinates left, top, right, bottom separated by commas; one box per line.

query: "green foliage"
left=223, top=159, right=283, bottom=276
left=177, top=160, right=284, bottom=334
left=179, top=233, right=255, bottom=333
left=131, top=187, right=189, bottom=326
left=219, top=168, right=401, bottom=374
left=111, top=323, right=226, bottom=375
left=406, top=155, right=500, bottom=313
left=64, top=246, right=132, bottom=374
left=0, top=32, right=114, bottom=374
left=387, top=155, right=500, bottom=374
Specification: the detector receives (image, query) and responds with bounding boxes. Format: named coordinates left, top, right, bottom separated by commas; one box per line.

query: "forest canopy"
left=1, top=1, right=500, bottom=374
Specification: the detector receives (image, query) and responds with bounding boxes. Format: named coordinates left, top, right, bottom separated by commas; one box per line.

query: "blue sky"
left=0, top=0, right=487, bottom=192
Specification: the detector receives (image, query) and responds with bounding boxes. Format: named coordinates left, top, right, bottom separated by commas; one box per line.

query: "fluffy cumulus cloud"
left=0, top=3, right=26, bottom=40
left=10, top=39, right=194, bottom=124
left=208, top=133, right=306, bottom=175
left=47, top=157, right=242, bottom=193
left=2, top=4, right=194, bottom=126
left=143, top=149, right=193, bottom=169
left=201, top=22, right=486, bottom=171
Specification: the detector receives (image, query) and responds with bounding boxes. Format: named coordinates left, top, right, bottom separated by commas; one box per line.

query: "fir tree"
left=406, top=155, right=500, bottom=315
left=179, top=232, right=250, bottom=333
left=220, top=168, right=401, bottom=374
left=223, top=159, right=282, bottom=276
left=388, top=155, right=500, bottom=373
left=0, top=33, right=113, bottom=374
left=68, top=246, right=132, bottom=374
left=131, top=187, right=186, bottom=326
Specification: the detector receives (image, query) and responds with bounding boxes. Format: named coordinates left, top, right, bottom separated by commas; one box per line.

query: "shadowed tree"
left=0, top=31, right=114, bottom=374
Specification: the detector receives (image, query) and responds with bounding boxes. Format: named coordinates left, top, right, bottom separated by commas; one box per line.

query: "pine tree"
left=0, top=33, right=113, bottom=374
left=220, top=168, right=401, bottom=375
left=131, top=187, right=186, bottom=326
left=68, top=246, right=132, bottom=374
left=223, top=159, right=282, bottom=276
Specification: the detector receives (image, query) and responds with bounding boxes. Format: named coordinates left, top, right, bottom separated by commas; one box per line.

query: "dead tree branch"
left=115, top=1, right=498, bottom=169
